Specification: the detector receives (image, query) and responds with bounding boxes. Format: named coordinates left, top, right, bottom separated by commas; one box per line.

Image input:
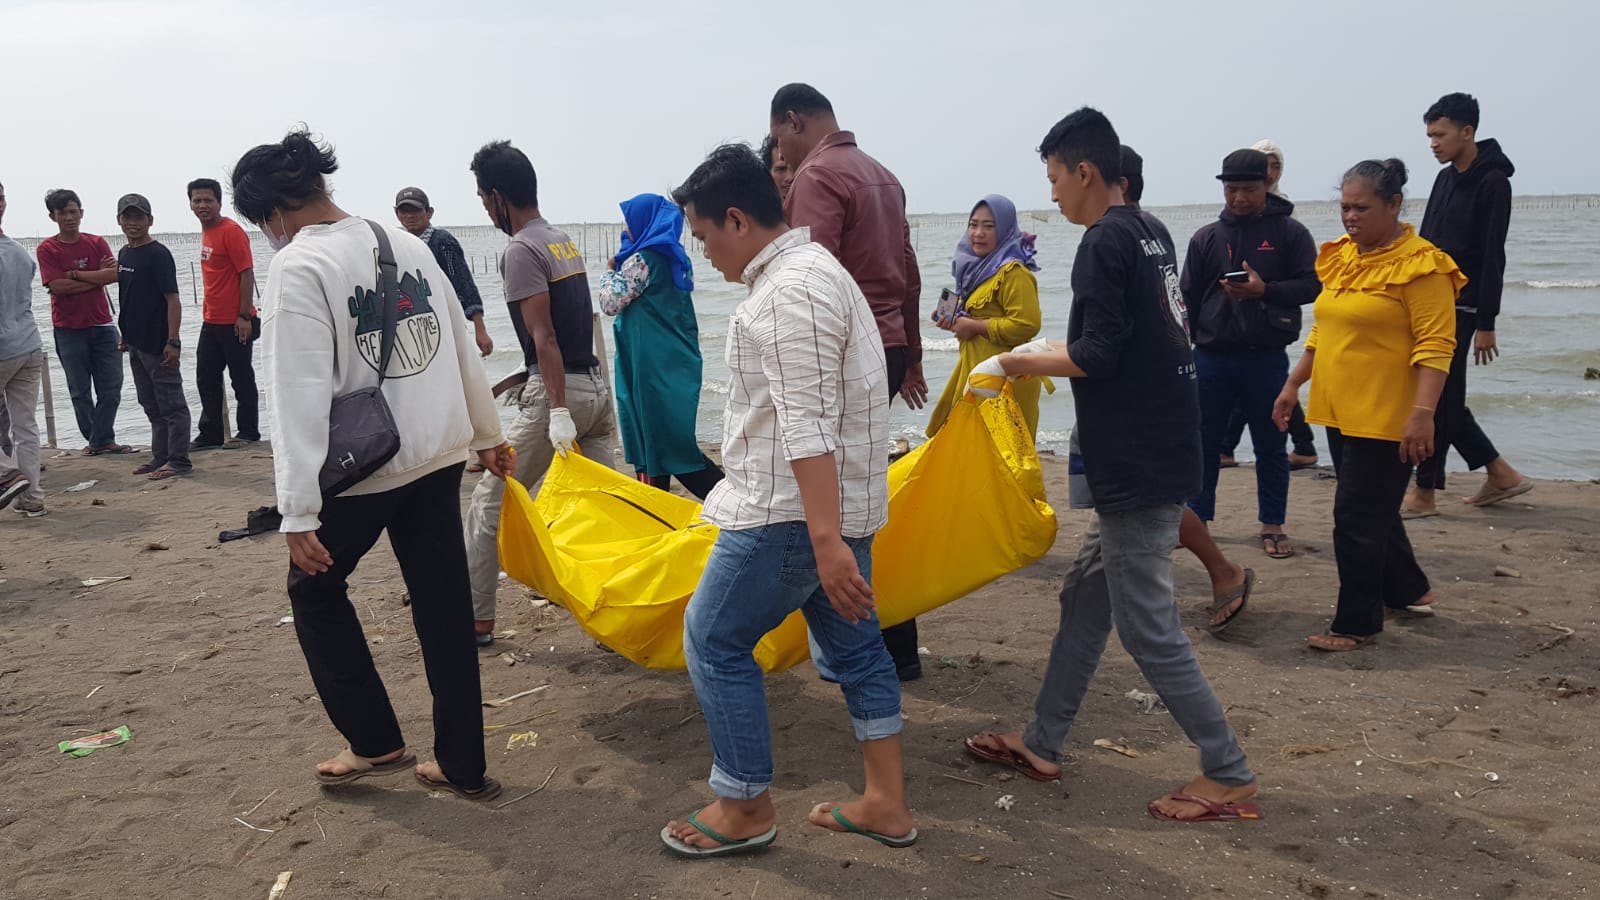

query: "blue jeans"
left=53, top=326, right=124, bottom=448
left=1023, top=505, right=1254, bottom=786
left=1191, top=347, right=1288, bottom=525
left=684, top=522, right=901, bottom=800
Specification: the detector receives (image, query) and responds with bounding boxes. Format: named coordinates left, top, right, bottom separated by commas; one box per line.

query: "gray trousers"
left=0, top=351, right=45, bottom=509
left=464, top=370, right=616, bottom=623
left=128, top=347, right=192, bottom=473
left=1023, top=503, right=1254, bottom=787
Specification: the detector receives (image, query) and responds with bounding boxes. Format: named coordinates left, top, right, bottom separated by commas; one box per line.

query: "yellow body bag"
left=498, top=388, right=1057, bottom=672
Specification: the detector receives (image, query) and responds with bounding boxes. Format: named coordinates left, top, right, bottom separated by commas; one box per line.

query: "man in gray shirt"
left=462, top=141, right=616, bottom=646
left=0, top=179, right=48, bottom=516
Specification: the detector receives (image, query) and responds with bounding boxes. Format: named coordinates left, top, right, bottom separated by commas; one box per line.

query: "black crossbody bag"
left=318, top=220, right=403, bottom=497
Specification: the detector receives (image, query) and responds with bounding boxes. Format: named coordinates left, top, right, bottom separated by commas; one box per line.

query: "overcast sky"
left=1, top=0, right=1591, bottom=237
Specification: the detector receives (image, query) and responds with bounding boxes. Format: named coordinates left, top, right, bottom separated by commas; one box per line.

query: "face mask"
left=491, top=195, right=514, bottom=236
left=262, top=214, right=292, bottom=251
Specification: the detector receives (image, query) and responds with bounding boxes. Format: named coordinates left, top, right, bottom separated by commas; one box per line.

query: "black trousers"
left=1415, top=310, right=1500, bottom=490
left=1326, top=429, right=1431, bottom=637
left=648, top=455, right=726, bottom=501
left=1224, top=401, right=1316, bottom=457
left=196, top=321, right=260, bottom=443
left=286, top=462, right=487, bottom=790
left=879, top=346, right=920, bottom=676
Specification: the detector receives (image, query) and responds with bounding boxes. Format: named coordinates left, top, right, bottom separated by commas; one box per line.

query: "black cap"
left=117, top=193, right=152, bottom=215
left=394, top=187, right=429, bottom=209
left=1119, top=145, right=1143, bottom=178
left=1216, top=149, right=1270, bottom=182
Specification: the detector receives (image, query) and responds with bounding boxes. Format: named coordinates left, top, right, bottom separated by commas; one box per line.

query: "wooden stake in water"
left=40, top=352, right=58, bottom=449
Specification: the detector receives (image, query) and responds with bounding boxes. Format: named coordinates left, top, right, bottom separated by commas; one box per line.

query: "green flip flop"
left=819, top=804, right=918, bottom=849
left=660, top=809, right=777, bottom=859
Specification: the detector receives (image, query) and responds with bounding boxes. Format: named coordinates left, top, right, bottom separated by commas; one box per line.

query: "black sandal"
left=1207, top=568, right=1254, bottom=633
left=1260, top=533, right=1295, bottom=559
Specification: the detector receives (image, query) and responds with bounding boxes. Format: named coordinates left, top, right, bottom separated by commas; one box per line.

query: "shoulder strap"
left=365, top=220, right=400, bottom=384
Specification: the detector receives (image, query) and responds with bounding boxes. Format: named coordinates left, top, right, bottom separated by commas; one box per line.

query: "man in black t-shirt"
left=960, top=109, right=1259, bottom=824
left=115, top=194, right=190, bottom=479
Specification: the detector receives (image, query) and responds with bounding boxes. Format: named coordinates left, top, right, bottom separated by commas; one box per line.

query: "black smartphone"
left=1223, top=270, right=1249, bottom=283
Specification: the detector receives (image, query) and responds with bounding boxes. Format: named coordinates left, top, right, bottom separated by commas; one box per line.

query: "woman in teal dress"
left=598, top=194, right=724, bottom=499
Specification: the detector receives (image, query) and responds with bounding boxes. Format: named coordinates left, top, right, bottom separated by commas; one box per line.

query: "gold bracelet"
left=1413, top=405, right=1435, bottom=412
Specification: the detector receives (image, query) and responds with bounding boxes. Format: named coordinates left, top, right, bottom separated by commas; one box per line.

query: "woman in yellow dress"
left=926, top=194, right=1043, bottom=438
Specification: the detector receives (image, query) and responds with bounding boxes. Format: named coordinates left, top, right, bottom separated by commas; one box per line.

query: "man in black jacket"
left=1181, top=149, right=1319, bottom=560
left=1403, top=92, right=1531, bottom=517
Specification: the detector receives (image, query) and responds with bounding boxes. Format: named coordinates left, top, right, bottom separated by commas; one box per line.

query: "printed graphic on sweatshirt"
left=348, top=267, right=441, bottom=378
left=1161, top=262, right=1190, bottom=343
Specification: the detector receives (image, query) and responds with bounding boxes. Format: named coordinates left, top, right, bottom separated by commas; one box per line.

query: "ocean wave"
left=1521, top=279, right=1600, bottom=289
left=922, top=337, right=961, bottom=353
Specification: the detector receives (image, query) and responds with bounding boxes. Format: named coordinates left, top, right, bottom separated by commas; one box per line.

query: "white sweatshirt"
left=262, top=217, right=503, bottom=532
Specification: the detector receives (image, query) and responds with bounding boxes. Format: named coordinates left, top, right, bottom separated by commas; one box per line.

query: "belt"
left=528, top=363, right=600, bottom=375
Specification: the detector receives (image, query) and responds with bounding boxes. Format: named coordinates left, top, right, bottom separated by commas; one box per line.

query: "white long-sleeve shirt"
left=262, top=217, right=503, bottom=532
left=700, top=227, right=890, bottom=538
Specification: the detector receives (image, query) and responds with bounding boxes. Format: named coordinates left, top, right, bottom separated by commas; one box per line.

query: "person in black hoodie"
left=1403, top=92, right=1532, bottom=517
left=1181, top=149, right=1319, bottom=560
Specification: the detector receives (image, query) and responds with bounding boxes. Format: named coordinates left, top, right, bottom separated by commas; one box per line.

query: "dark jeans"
left=1191, top=347, right=1289, bottom=525
left=286, top=462, right=488, bottom=790
left=1223, top=402, right=1315, bottom=457
left=879, top=345, right=919, bottom=677
left=1415, top=310, right=1499, bottom=490
left=1326, top=429, right=1431, bottom=637
left=128, top=347, right=191, bottom=473
left=196, top=321, right=260, bottom=444
left=53, top=326, right=124, bottom=448
left=648, top=456, right=726, bottom=501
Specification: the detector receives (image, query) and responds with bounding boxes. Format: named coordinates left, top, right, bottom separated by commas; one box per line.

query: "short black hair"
left=230, top=127, right=338, bottom=224
left=770, top=83, right=833, bottom=123
left=470, top=140, right=539, bottom=208
left=187, top=178, right=223, bottom=202
left=1038, top=107, right=1121, bottom=184
left=1119, top=145, right=1145, bottom=205
left=1424, top=92, right=1479, bottom=129
left=671, top=144, right=785, bottom=229
left=1342, top=158, right=1409, bottom=201
left=45, top=189, right=81, bottom=214
left=758, top=135, right=775, bottom=169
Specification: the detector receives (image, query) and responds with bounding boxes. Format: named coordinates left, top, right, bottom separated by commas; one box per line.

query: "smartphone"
left=933, top=287, right=962, bottom=326
left=1223, top=270, right=1249, bottom=283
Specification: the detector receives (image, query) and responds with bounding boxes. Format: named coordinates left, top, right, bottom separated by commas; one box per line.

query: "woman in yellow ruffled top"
left=927, top=195, right=1045, bottom=438
left=1273, top=158, right=1464, bottom=652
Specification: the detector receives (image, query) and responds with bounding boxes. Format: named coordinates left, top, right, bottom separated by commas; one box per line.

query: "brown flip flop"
left=314, top=747, right=417, bottom=785
left=1306, top=632, right=1375, bottom=652
left=963, top=733, right=1060, bottom=782
left=414, top=769, right=504, bottom=803
left=1207, top=568, right=1254, bottom=633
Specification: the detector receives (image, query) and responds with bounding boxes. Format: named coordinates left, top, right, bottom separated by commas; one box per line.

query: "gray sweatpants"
left=1023, top=503, right=1254, bottom=786
left=464, top=370, right=616, bottom=623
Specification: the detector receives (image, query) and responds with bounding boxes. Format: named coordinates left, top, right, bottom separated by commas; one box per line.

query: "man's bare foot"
left=1219, top=453, right=1238, bottom=469
left=1288, top=452, right=1319, bottom=469
left=1208, top=564, right=1251, bottom=628
left=1148, top=775, right=1257, bottom=820
left=1463, top=460, right=1532, bottom=506
left=966, top=731, right=1061, bottom=779
left=317, top=746, right=405, bottom=778
left=808, top=798, right=915, bottom=841
left=664, top=796, right=776, bottom=850
left=1402, top=487, right=1438, bottom=517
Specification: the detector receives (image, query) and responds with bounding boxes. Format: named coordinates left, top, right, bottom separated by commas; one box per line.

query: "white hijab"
left=1252, top=139, right=1286, bottom=199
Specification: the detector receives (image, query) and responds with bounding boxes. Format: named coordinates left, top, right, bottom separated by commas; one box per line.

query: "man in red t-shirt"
left=188, top=178, right=259, bottom=448
left=35, top=189, right=129, bottom=454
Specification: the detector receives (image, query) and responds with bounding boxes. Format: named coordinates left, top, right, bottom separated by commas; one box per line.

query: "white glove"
left=967, top=355, right=1010, bottom=398
left=548, top=407, right=577, bottom=456
left=1011, top=338, right=1054, bottom=355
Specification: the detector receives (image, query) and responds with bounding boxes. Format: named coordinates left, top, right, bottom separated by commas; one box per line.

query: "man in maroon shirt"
left=36, top=189, right=129, bottom=454
left=770, top=83, right=925, bottom=680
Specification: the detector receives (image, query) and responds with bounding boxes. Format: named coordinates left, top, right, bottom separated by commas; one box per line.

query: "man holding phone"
left=1180, top=149, right=1319, bottom=560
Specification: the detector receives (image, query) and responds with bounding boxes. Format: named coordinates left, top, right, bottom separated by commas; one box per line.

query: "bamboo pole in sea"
left=40, top=353, right=57, bottom=449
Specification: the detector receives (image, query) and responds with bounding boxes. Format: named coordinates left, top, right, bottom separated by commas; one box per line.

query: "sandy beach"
left=2, top=446, right=1596, bottom=899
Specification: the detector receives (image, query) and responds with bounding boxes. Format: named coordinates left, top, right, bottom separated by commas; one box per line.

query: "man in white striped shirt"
left=658, top=144, right=915, bottom=859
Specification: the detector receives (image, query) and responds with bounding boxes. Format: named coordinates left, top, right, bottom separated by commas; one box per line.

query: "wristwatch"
left=166, top=338, right=182, bottom=349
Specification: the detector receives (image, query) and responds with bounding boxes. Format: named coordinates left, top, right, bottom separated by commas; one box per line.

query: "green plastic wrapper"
left=58, top=725, right=131, bottom=758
